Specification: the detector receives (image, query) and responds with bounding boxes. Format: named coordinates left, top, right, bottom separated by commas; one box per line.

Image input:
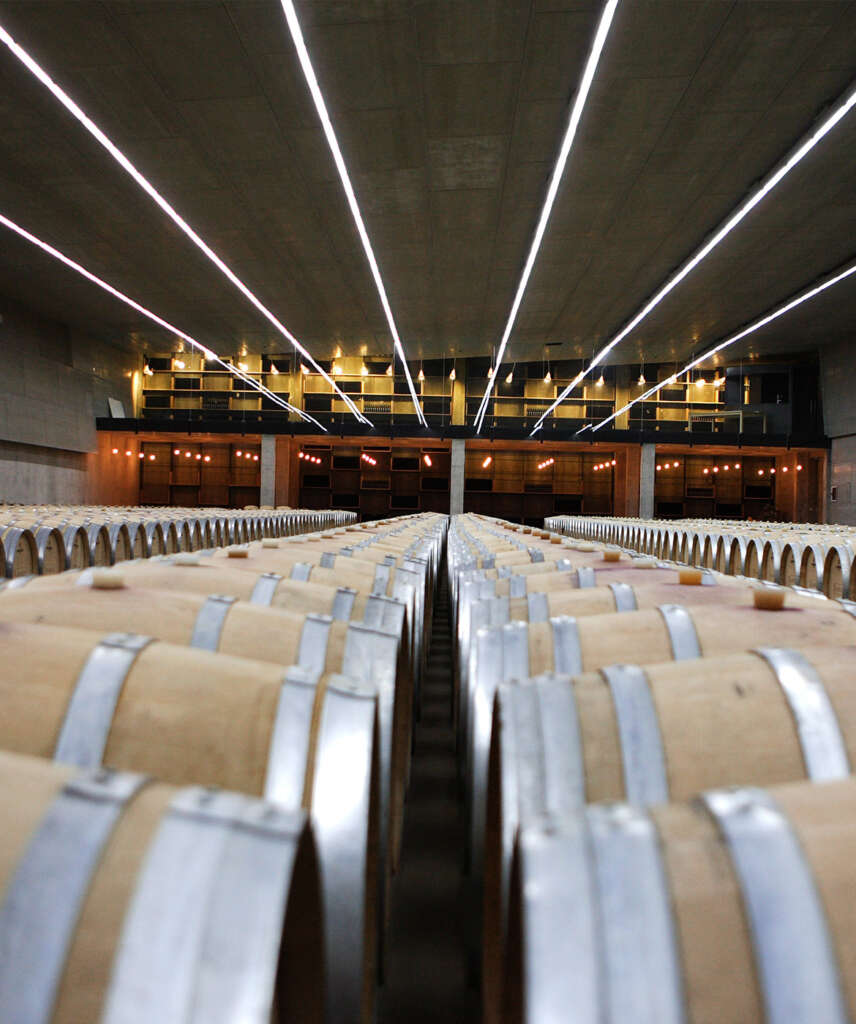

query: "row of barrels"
left=547, top=512, right=856, bottom=600
left=0, top=505, right=357, bottom=577
left=0, top=511, right=446, bottom=1023
left=449, top=512, right=856, bottom=1023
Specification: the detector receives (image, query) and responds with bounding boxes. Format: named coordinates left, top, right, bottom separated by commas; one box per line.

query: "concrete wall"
left=0, top=300, right=138, bottom=504
left=0, top=432, right=140, bottom=506
left=828, top=436, right=856, bottom=526
left=820, top=340, right=854, bottom=524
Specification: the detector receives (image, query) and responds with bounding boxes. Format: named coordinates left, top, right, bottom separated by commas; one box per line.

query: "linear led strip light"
left=0, top=211, right=326, bottom=430
left=590, top=257, right=856, bottom=432
left=531, top=77, right=856, bottom=436
left=278, top=0, right=427, bottom=428
left=471, top=0, right=621, bottom=434
left=0, top=22, right=369, bottom=426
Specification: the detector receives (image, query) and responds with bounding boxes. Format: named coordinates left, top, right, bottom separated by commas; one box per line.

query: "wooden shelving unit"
left=297, top=441, right=452, bottom=519
left=463, top=449, right=614, bottom=525
left=138, top=441, right=261, bottom=508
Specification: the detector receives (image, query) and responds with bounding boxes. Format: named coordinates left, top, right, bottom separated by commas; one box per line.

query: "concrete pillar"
left=639, top=443, right=656, bottom=519
left=260, top=435, right=276, bottom=506
left=450, top=438, right=465, bottom=514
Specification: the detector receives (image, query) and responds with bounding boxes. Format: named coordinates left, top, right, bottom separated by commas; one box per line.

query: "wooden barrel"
left=823, top=542, right=855, bottom=599
left=0, top=620, right=377, bottom=1023
left=19, top=557, right=411, bottom=686
left=455, top=558, right=708, bottom=731
left=799, top=542, right=826, bottom=590
left=462, top=573, right=820, bottom=724
left=104, top=522, right=133, bottom=564
left=58, top=524, right=91, bottom=569
left=80, top=523, right=112, bottom=567
left=779, top=539, right=804, bottom=586
left=0, top=579, right=408, bottom=881
left=30, top=525, right=65, bottom=575
left=209, top=544, right=426, bottom=681
left=466, top=598, right=856, bottom=921
left=0, top=748, right=321, bottom=1023
left=486, top=643, right=856, bottom=1022
left=0, top=526, right=38, bottom=577
left=507, top=774, right=856, bottom=1024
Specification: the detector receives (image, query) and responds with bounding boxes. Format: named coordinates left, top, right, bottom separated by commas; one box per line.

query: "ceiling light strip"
left=531, top=77, right=856, bottom=435
left=472, top=0, right=621, bottom=433
left=589, top=257, right=856, bottom=432
left=278, top=0, right=427, bottom=427
left=0, top=211, right=326, bottom=430
left=0, top=22, right=369, bottom=426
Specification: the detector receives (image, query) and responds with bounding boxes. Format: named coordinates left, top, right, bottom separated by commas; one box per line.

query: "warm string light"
left=482, top=455, right=492, bottom=469
left=360, top=453, right=377, bottom=466
left=423, top=454, right=432, bottom=467
left=537, top=457, right=555, bottom=470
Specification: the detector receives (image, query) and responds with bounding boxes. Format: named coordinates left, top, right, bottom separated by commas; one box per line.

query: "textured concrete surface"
left=639, top=441, right=655, bottom=519
left=0, top=2, right=854, bottom=368
left=829, top=436, right=856, bottom=526
left=449, top=438, right=465, bottom=514
left=260, top=433, right=276, bottom=505
left=0, top=300, right=135, bottom=452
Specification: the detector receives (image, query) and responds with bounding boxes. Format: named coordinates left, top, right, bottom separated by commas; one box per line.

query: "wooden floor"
left=379, top=569, right=478, bottom=1023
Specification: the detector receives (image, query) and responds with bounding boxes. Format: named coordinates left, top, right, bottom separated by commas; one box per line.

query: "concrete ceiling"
left=0, top=0, right=854, bottom=374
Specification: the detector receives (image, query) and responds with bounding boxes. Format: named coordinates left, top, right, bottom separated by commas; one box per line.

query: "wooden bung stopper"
left=227, top=547, right=250, bottom=559
left=754, top=586, right=786, bottom=611
left=172, top=554, right=200, bottom=567
left=90, top=569, right=125, bottom=590
left=679, top=568, right=703, bottom=585
left=602, top=550, right=622, bottom=563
